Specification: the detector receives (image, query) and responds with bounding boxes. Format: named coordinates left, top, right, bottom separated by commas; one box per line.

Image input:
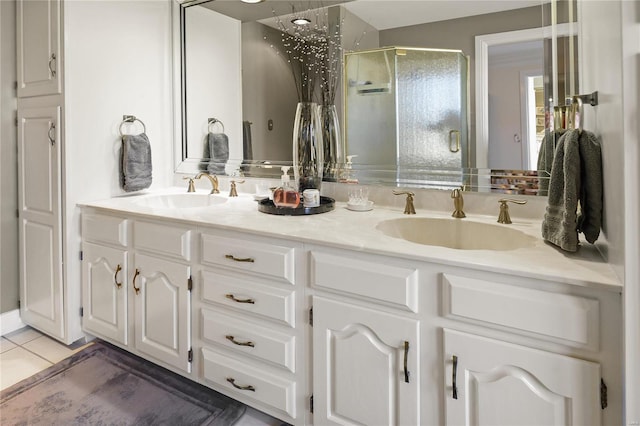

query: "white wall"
left=0, top=0, right=18, bottom=314
left=60, top=0, right=173, bottom=338
left=579, top=1, right=639, bottom=423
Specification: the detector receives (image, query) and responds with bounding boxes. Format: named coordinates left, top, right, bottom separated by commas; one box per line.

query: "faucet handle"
left=497, top=198, right=527, bottom=224
left=229, top=180, right=245, bottom=197
left=183, top=176, right=196, bottom=193
left=392, top=190, right=416, bottom=215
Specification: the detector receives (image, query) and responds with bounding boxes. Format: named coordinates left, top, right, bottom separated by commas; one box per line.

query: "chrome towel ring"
left=119, top=115, right=147, bottom=136
left=208, top=117, right=225, bottom=133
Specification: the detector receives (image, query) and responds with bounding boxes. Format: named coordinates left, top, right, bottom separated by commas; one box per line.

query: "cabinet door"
left=16, top=0, right=62, bottom=97
left=18, top=105, right=63, bottom=339
left=82, top=242, right=128, bottom=345
left=444, top=329, right=601, bottom=426
left=313, top=296, right=420, bottom=425
left=132, top=254, right=191, bottom=373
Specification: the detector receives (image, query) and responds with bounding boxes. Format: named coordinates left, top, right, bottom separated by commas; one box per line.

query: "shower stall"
left=344, top=47, right=469, bottom=186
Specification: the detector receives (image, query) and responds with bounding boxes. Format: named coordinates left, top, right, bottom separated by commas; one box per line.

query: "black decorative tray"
left=258, top=196, right=335, bottom=216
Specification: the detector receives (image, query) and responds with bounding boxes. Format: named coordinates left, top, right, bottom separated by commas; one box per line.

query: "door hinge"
left=188, top=348, right=193, bottom=362
left=188, top=275, right=193, bottom=291
left=80, top=251, right=83, bottom=261
left=309, top=307, right=313, bottom=326
left=309, top=395, right=314, bottom=413
left=601, top=378, right=608, bottom=409
left=17, top=299, right=21, bottom=309
left=80, top=307, right=84, bottom=317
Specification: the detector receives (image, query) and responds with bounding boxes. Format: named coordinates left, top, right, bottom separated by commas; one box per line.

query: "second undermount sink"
left=134, top=193, right=228, bottom=209
left=376, top=217, right=537, bottom=251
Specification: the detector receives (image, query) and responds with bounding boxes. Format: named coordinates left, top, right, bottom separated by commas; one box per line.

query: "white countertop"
left=80, top=188, right=622, bottom=291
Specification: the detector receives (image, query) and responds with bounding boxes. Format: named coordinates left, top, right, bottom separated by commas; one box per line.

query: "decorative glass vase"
left=292, top=102, right=324, bottom=192
left=319, top=104, right=342, bottom=182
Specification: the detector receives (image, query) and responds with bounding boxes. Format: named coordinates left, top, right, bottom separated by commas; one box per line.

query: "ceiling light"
left=241, top=0, right=265, bottom=3
left=291, top=17, right=311, bottom=25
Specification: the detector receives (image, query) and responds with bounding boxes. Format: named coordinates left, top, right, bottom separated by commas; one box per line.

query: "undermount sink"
left=376, top=217, right=537, bottom=251
left=134, top=193, right=228, bottom=209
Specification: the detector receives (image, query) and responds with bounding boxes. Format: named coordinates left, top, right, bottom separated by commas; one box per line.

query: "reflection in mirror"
left=175, top=0, right=578, bottom=195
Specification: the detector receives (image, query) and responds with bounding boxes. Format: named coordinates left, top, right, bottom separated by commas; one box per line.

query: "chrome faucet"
left=497, top=198, right=527, bottom=224
left=392, top=190, right=416, bottom=214
left=195, top=172, right=219, bottom=194
left=451, top=188, right=466, bottom=218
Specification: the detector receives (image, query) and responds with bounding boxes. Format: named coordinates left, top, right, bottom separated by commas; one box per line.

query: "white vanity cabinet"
left=16, top=0, right=62, bottom=97
left=309, top=249, right=421, bottom=425
left=439, top=271, right=620, bottom=426
left=443, top=329, right=601, bottom=425
left=195, top=229, right=305, bottom=424
left=81, top=213, right=129, bottom=345
left=130, top=221, right=193, bottom=374
left=81, top=212, right=194, bottom=375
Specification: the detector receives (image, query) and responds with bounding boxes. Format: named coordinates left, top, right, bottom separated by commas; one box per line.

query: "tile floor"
left=0, top=327, right=283, bottom=425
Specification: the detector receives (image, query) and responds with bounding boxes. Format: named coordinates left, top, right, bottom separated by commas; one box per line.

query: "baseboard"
left=0, top=309, right=25, bottom=336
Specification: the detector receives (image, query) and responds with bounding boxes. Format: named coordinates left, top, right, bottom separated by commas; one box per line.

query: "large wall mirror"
left=173, top=0, right=578, bottom=195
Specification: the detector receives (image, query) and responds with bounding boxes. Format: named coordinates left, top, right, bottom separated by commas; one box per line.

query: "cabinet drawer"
left=201, top=309, right=295, bottom=372
left=442, top=274, right=600, bottom=350
left=201, top=270, right=295, bottom=327
left=134, top=221, right=191, bottom=261
left=83, top=213, right=128, bottom=247
left=201, top=234, right=295, bottom=284
left=311, top=251, right=419, bottom=313
left=202, top=347, right=296, bottom=419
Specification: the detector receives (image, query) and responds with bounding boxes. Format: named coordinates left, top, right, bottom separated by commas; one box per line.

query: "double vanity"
left=79, top=186, right=622, bottom=425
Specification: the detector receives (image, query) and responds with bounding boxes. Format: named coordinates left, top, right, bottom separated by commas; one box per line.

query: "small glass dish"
left=347, top=200, right=374, bottom=212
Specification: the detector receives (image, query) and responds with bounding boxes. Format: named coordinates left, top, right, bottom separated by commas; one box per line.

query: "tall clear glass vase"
left=319, top=104, right=342, bottom=182
left=293, top=102, right=324, bottom=192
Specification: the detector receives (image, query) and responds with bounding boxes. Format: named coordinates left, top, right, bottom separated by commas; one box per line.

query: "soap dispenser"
left=273, top=166, right=300, bottom=208
left=339, top=155, right=359, bottom=184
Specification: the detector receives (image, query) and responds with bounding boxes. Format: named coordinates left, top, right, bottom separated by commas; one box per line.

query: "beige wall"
left=1, top=0, right=18, bottom=314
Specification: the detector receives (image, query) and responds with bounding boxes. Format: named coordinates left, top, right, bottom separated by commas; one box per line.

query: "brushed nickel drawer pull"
left=48, top=122, right=56, bottom=145
left=226, top=377, right=255, bottom=392
left=225, top=254, right=255, bottom=263
left=48, top=53, right=57, bottom=77
left=114, top=264, right=122, bottom=288
left=226, top=335, right=255, bottom=347
left=225, top=294, right=255, bottom=304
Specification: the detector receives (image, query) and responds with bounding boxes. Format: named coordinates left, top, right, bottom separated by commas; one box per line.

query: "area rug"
left=0, top=341, right=246, bottom=425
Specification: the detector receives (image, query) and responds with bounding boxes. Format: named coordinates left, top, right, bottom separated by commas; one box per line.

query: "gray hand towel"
left=576, top=130, right=603, bottom=243
left=541, top=129, right=603, bottom=252
left=121, top=133, right=152, bottom=192
left=206, top=132, right=229, bottom=175
left=537, top=129, right=566, bottom=196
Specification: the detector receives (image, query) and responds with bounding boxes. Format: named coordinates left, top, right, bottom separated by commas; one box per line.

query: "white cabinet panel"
left=311, top=250, right=419, bottom=312
left=201, top=270, right=295, bottom=327
left=16, top=0, right=61, bottom=97
left=18, top=105, right=63, bottom=339
left=201, top=308, right=295, bottom=372
left=442, top=273, right=600, bottom=350
left=134, top=221, right=191, bottom=261
left=133, top=254, right=191, bottom=373
left=313, top=296, right=420, bottom=426
left=82, top=242, right=128, bottom=345
left=444, top=329, right=601, bottom=426
left=82, top=214, right=128, bottom=247
left=201, top=233, right=296, bottom=284
left=202, top=347, right=297, bottom=419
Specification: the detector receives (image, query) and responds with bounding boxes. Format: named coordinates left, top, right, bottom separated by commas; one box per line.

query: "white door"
left=18, top=105, right=64, bottom=340
left=133, top=254, right=191, bottom=373
left=444, top=329, right=602, bottom=426
left=82, top=242, right=128, bottom=345
left=313, top=296, right=420, bottom=425
left=16, top=0, right=61, bottom=97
